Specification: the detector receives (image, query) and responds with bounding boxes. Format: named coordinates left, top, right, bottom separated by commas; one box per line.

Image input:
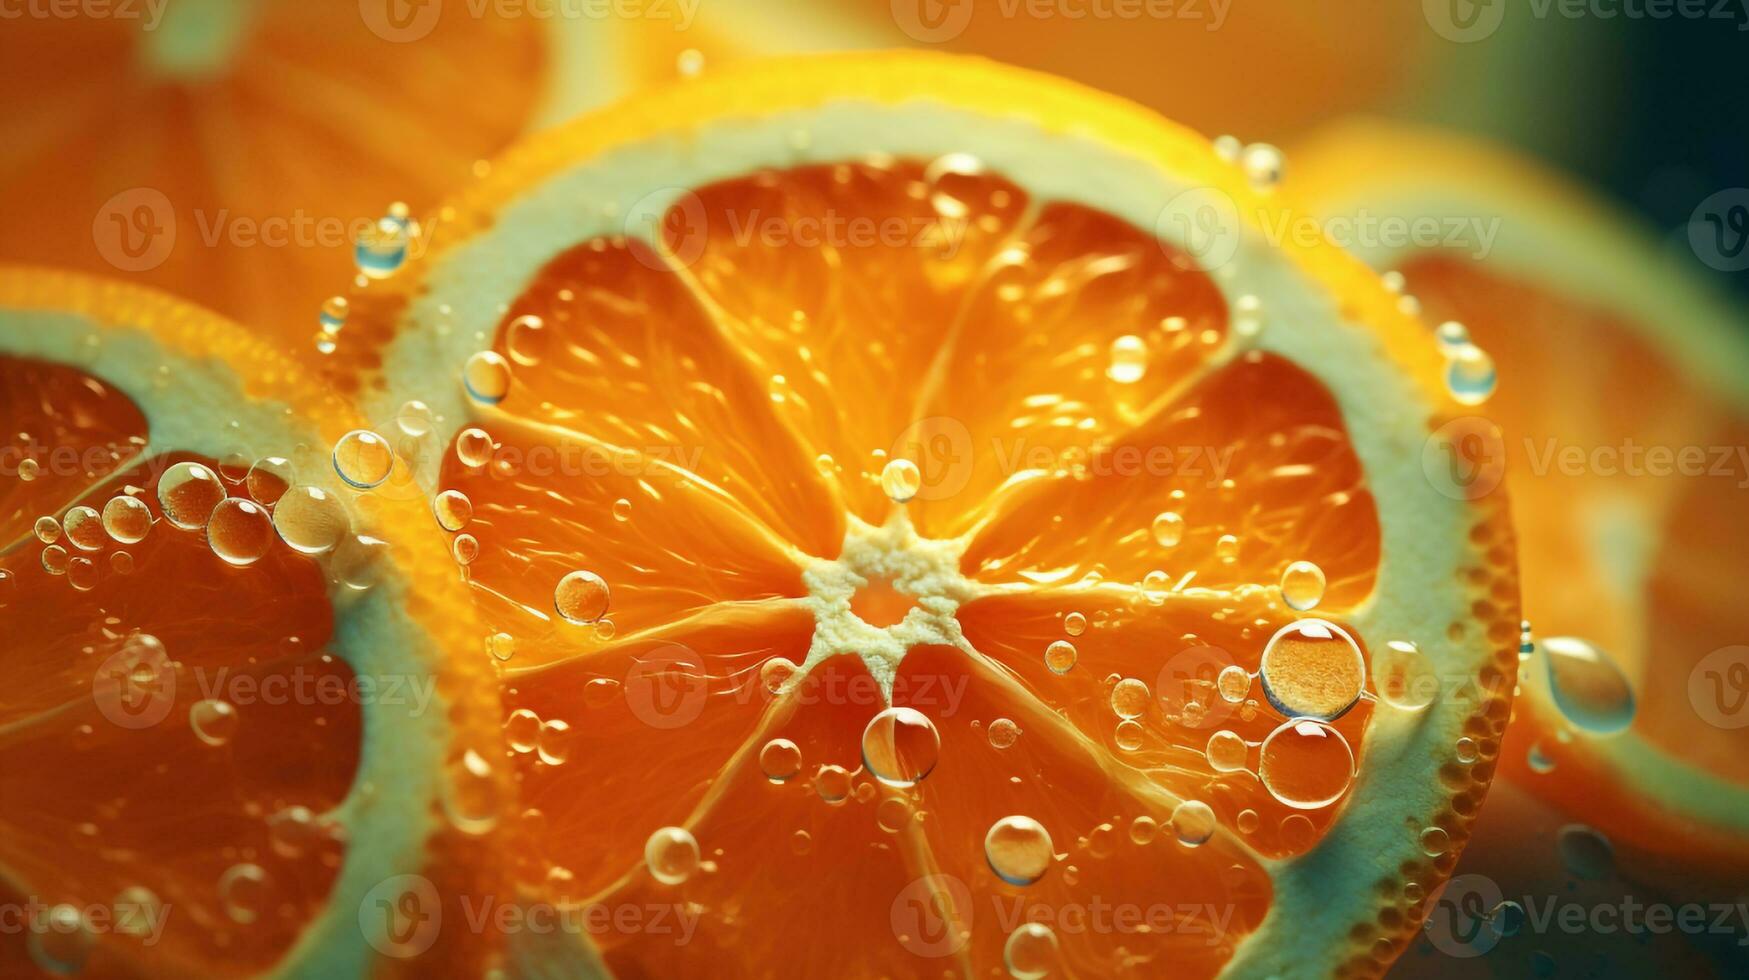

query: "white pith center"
left=797, top=514, right=977, bottom=698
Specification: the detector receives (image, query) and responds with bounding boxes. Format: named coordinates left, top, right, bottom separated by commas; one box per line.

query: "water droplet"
left=1236, top=809, right=1260, bottom=834
left=319, top=295, right=349, bottom=333
left=272, top=486, right=349, bottom=555
left=760, top=658, right=798, bottom=695
left=876, top=797, right=911, bottom=833
left=1556, top=824, right=1614, bottom=880
left=485, top=632, right=516, bottom=662
left=1542, top=636, right=1635, bottom=735
left=444, top=749, right=502, bottom=836
left=1217, top=665, right=1252, bottom=702
left=554, top=569, right=610, bottom=625
left=333, top=430, right=394, bottom=490
left=396, top=400, right=434, bottom=438
left=103, top=495, right=152, bottom=544
left=190, top=698, right=239, bottom=746
left=1107, top=334, right=1148, bottom=383
left=1280, top=560, right=1326, bottom=611
left=433, top=489, right=474, bottom=531
left=463, top=350, right=512, bottom=404
left=880, top=458, right=921, bottom=503
left=1241, top=143, right=1284, bottom=188
left=987, top=717, right=1021, bottom=749
left=34, top=515, right=62, bottom=544
left=1420, top=825, right=1451, bottom=856
left=1445, top=343, right=1497, bottom=405
left=504, top=708, right=540, bottom=753
left=813, top=764, right=852, bottom=803
left=1259, top=718, right=1354, bottom=809
left=1114, top=719, right=1145, bottom=751
left=861, top=707, right=941, bottom=787
left=537, top=718, right=575, bottom=765
left=63, top=506, right=104, bottom=550
left=612, top=497, right=633, bottom=522
left=355, top=215, right=409, bottom=278
left=1527, top=742, right=1556, bottom=774
left=1151, top=511, right=1185, bottom=548
left=1490, top=900, right=1525, bottom=937
left=217, top=862, right=268, bottom=923
left=28, top=904, right=94, bottom=974
left=1435, top=320, right=1470, bottom=353
left=113, top=885, right=164, bottom=937
left=1062, top=611, right=1087, bottom=637
left=1170, top=800, right=1218, bottom=846
left=759, top=738, right=802, bottom=783
left=1004, top=921, right=1062, bottom=980
left=1110, top=678, right=1150, bottom=719
left=452, top=533, right=480, bottom=565
left=245, top=456, right=294, bottom=507
left=66, top=556, right=98, bottom=591
left=1044, top=640, right=1078, bottom=675
left=924, top=152, right=988, bottom=220
left=207, top=498, right=275, bottom=566
left=985, top=815, right=1053, bottom=885
left=110, top=551, right=134, bottom=574
left=1206, top=730, right=1249, bottom=772
left=17, top=457, right=40, bottom=481
left=1259, top=619, right=1366, bottom=721
left=455, top=427, right=494, bottom=467
left=41, top=544, right=69, bottom=574
left=157, top=461, right=226, bottom=530
left=675, top=47, right=705, bottom=77
left=1455, top=737, right=1479, bottom=764
left=505, top=314, right=550, bottom=365
left=1374, top=639, right=1439, bottom=710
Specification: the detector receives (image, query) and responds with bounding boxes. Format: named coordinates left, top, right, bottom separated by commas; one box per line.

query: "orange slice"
left=0, top=268, right=504, bottom=977
left=1295, top=121, right=1749, bottom=871
left=339, top=53, right=1519, bottom=977
left=0, top=2, right=544, bottom=367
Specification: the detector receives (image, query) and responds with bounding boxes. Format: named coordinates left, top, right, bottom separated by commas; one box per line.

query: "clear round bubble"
left=1004, top=921, right=1062, bottom=980
left=1216, top=665, right=1252, bottom=703
left=272, top=485, right=349, bottom=555
left=66, top=557, right=98, bottom=591
left=41, top=544, right=70, bottom=575
left=217, top=862, right=269, bottom=924
left=1044, top=640, right=1078, bottom=674
left=102, top=494, right=152, bottom=544
left=861, top=706, right=941, bottom=787
left=190, top=698, right=239, bottom=746
left=759, top=738, right=802, bottom=783
left=27, top=904, right=94, bottom=974
left=1279, top=560, right=1326, bottom=611
left=505, top=314, right=551, bottom=366
left=434, top=489, right=474, bottom=531
left=987, top=717, right=1021, bottom=749
left=1419, top=825, right=1451, bottom=857
left=1445, top=343, right=1497, bottom=406
left=1110, top=678, right=1150, bottom=719
left=1374, top=639, right=1439, bottom=711
left=1259, top=718, right=1355, bottom=810
left=207, top=498, right=276, bottom=566
left=1215, top=533, right=1240, bottom=562
left=1063, top=611, right=1087, bottom=636
left=880, top=458, right=922, bottom=503
left=63, top=506, right=105, bottom=551
left=1259, top=619, right=1367, bottom=721
left=332, top=535, right=389, bottom=591
left=157, top=461, right=227, bottom=530
left=463, top=350, right=513, bottom=404
left=1170, top=800, right=1218, bottom=846
left=1114, top=719, right=1145, bottom=752
left=1542, top=636, right=1636, bottom=735
left=537, top=718, right=575, bottom=765
left=396, top=400, right=434, bottom=438
left=245, top=456, right=294, bottom=508
left=452, top=533, right=480, bottom=565
left=1435, top=320, right=1470, bottom=353
left=1206, top=730, right=1249, bottom=772
left=455, top=427, right=494, bottom=468
left=644, top=826, right=701, bottom=885
left=333, top=429, right=394, bottom=490
left=485, top=632, right=516, bottom=662
left=1151, top=511, right=1185, bottom=548
left=1556, top=824, right=1615, bottom=880
left=1240, top=142, right=1284, bottom=188
left=505, top=708, right=541, bottom=753
left=318, top=295, right=349, bottom=332
left=34, top=515, right=62, bottom=544
left=985, top=815, right=1053, bottom=886
left=554, top=569, right=611, bottom=625
left=813, top=764, right=852, bottom=804
left=1107, top=334, right=1148, bottom=383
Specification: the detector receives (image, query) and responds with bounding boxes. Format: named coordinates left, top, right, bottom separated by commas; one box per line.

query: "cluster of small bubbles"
left=1151, top=511, right=1185, bottom=548
left=505, top=314, right=550, bottom=366
left=1240, top=143, right=1284, bottom=189
left=1044, top=639, right=1077, bottom=674
left=455, top=427, right=494, bottom=467
left=273, top=486, right=349, bottom=555
left=1113, top=719, right=1145, bottom=752
left=452, top=533, right=480, bottom=565
left=1216, top=665, right=1252, bottom=703
left=1444, top=342, right=1498, bottom=405
left=1170, top=800, right=1218, bottom=846
left=880, top=458, right=922, bottom=503
left=861, top=707, right=941, bottom=787
left=245, top=456, right=294, bottom=507
left=34, top=515, right=62, bottom=544
left=1542, top=636, right=1636, bottom=735
left=486, top=632, right=516, bottom=662
left=537, top=718, right=575, bottom=765
left=319, top=295, right=349, bottom=334
left=1374, top=639, right=1438, bottom=711
left=1004, top=921, right=1062, bottom=980
left=1419, top=825, right=1451, bottom=857
left=158, top=461, right=226, bottom=530
left=987, top=717, right=1021, bottom=749
left=42, top=544, right=70, bottom=574
left=1110, top=678, right=1150, bottom=719
left=1063, top=611, right=1087, bottom=636
left=1259, top=619, right=1366, bottom=721
left=1455, top=737, right=1480, bottom=764
left=208, top=498, right=275, bottom=566
left=759, top=738, right=802, bottom=783
left=434, top=489, right=474, bottom=531
left=813, top=764, right=852, bottom=804
left=355, top=210, right=411, bottom=278
left=554, top=569, right=611, bottom=625
left=103, top=495, right=152, bottom=544
left=1206, top=730, right=1249, bottom=772
left=218, top=862, right=269, bottom=924
left=333, top=430, right=394, bottom=490
left=464, top=350, right=513, bottom=404
left=985, top=815, right=1053, bottom=885
left=190, top=698, right=239, bottom=746
left=1279, top=560, right=1326, bottom=611
left=1556, top=824, right=1615, bottom=880
left=1259, top=718, right=1354, bottom=809
left=27, top=904, right=94, bottom=973
left=1107, top=334, right=1149, bottom=383
left=63, top=506, right=105, bottom=550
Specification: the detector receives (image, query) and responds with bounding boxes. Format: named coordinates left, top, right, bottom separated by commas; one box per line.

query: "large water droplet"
left=463, top=350, right=512, bottom=404
left=1259, top=619, right=1366, bottom=721
left=1259, top=718, right=1354, bottom=810
left=158, top=461, right=226, bottom=530
left=1542, top=636, right=1635, bottom=735
left=1556, top=824, right=1614, bottom=880
left=272, top=486, right=349, bottom=555
left=861, top=706, right=941, bottom=787
left=207, top=498, right=275, bottom=566
left=554, top=570, right=610, bottom=624
left=63, top=506, right=105, bottom=551
left=880, top=458, right=921, bottom=503
left=1170, top=800, right=1218, bottom=846
left=1004, top=921, right=1062, bottom=979
left=645, top=826, right=700, bottom=885
left=245, top=456, right=294, bottom=507
left=333, top=430, right=394, bottom=490
left=985, top=815, right=1053, bottom=885
left=759, top=738, right=802, bottom=783
left=1279, top=560, right=1326, bottom=611
left=102, top=495, right=152, bottom=544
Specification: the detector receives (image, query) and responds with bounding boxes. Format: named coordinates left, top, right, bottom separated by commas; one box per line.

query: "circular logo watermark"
left=92, top=640, right=176, bottom=730
left=359, top=0, right=443, bottom=42
left=1422, top=416, right=1507, bottom=501
left=93, top=188, right=175, bottom=273
left=890, top=0, right=974, bottom=42
left=890, top=874, right=972, bottom=957
left=1155, top=186, right=1241, bottom=271
left=1688, top=189, right=1749, bottom=273
left=1423, top=0, right=1506, bottom=42
left=1423, top=872, right=1506, bottom=957
left=1155, top=644, right=1239, bottom=730
left=1689, top=645, right=1749, bottom=730
left=623, top=188, right=708, bottom=271
left=359, top=874, right=442, bottom=958
left=624, top=643, right=710, bottom=729
left=889, top=416, right=975, bottom=503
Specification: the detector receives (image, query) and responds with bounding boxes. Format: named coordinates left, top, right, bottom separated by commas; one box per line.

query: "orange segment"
left=348, top=53, right=1519, bottom=978
left=0, top=358, right=146, bottom=542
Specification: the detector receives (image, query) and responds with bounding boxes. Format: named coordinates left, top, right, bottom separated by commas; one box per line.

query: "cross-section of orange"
left=339, top=53, right=1519, bottom=978
left=0, top=267, right=507, bottom=978
left=1295, top=121, right=1749, bottom=872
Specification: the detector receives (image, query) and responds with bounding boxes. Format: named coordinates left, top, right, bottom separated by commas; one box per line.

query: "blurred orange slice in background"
left=330, top=52, right=1521, bottom=977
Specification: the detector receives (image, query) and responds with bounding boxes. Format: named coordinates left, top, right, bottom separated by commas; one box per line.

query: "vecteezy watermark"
left=1422, top=420, right=1749, bottom=501
left=360, top=0, right=697, bottom=43
left=357, top=875, right=697, bottom=959
left=1155, top=189, right=1502, bottom=271
left=1690, top=645, right=1749, bottom=729
left=0, top=0, right=167, bottom=28
left=891, top=0, right=1230, bottom=43
left=0, top=896, right=172, bottom=949
left=1425, top=0, right=1749, bottom=42
left=1689, top=188, right=1749, bottom=272
left=1425, top=873, right=1749, bottom=957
